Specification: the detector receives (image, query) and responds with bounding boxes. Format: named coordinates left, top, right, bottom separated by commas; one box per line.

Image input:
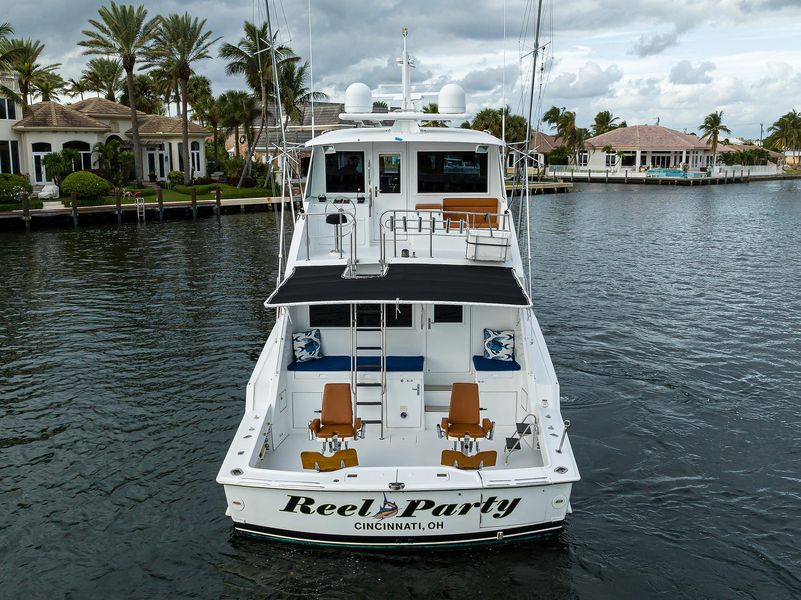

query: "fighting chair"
left=437, top=383, right=495, bottom=453
left=308, top=383, right=364, bottom=452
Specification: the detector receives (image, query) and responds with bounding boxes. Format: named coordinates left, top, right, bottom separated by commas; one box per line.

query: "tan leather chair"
left=441, top=449, right=497, bottom=470
left=439, top=383, right=494, bottom=441
left=301, top=448, right=359, bottom=472
left=309, top=383, right=363, bottom=442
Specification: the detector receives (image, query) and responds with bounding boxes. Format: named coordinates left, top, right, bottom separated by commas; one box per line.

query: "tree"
left=93, top=139, right=134, bottom=186
left=193, top=94, right=226, bottom=168
left=32, top=73, right=65, bottom=102
left=373, top=100, right=388, bottom=111
left=699, top=110, right=731, bottom=165
left=765, top=110, right=801, bottom=154
left=42, top=149, right=80, bottom=186
left=145, top=13, right=219, bottom=184
left=219, top=90, right=248, bottom=159
left=279, top=60, right=327, bottom=128
left=0, top=23, right=23, bottom=103
left=592, top=110, right=624, bottom=136
left=543, top=106, right=589, bottom=164
left=421, top=102, right=446, bottom=128
left=66, top=77, right=92, bottom=100
left=5, top=38, right=61, bottom=113
left=186, top=74, right=212, bottom=116
left=80, top=2, right=160, bottom=186
left=119, top=73, right=162, bottom=114
left=82, top=57, right=124, bottom=101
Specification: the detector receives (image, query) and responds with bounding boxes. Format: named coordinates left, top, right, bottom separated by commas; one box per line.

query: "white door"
left=425, top=304, right=471, bottom=374
left=371, top=144, right=406, bottom=241
left=32, top=153, right=50, bottom=184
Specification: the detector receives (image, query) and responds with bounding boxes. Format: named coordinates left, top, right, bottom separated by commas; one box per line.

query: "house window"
left=577, top=151, right=589, bottom=166
left=0, top=97, right=16, bottom=120
left=308, top=304, right=413, bottom=328
left=378, top=154, right=401, bottom=193
left=324, top=151, right=365, bottom=193
left=605, top=152, right=616, bottom=167
left=63, top=140, right=92, bottom=171
left=191, top=141, right=201, bottom=173
left=0, top=140, right=20, bottom=174
left=417, top=152, right=487, bottom=193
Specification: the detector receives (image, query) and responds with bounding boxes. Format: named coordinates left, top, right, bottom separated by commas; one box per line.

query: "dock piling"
left=191, top=188, right=197, bottom=218
left=215, top=188, right=221, bottom=218
left=157, top=188, right=164, bottom=221
left=71, top=192, right=78, bottom=227
left=22, top=192, right=30, bottom=232
left=115, top=189, right=122, bottom=223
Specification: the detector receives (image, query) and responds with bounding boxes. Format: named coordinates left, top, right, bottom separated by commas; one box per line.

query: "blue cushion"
left=292, top=329, right=323, bottom=362
left=473, top=355, right=521, bottom=371
left=288, top=355, right=425, bottom=372
left=483, top=328, right=515, bottom=361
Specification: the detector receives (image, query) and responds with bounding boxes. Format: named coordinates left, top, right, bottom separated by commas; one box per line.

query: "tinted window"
left=434, top=305, right=463, bottom=323
left=417, top=152, right=487, bottom=193
left=0, top=99, right=6, bottom=119
left=308, top=304, right=413, bottom=328
left=325, top=151, right=365, bottom=193
left=378, top=154, right=401, bottom=193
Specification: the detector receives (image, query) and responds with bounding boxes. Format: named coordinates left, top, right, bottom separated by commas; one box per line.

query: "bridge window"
left=325, top=151, right=365, bottom=193
left=309, top=304, right=413, bottom=328
left=417, top=151, right=487, bottom=193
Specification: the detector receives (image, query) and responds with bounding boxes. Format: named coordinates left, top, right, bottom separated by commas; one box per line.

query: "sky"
left=7, top=0, right=801, bottom=139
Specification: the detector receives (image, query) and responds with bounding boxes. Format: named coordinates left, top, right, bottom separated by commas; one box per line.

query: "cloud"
left=630, top=30, right=680, bottom=57
left=669, top=60, right=716, bottom=84
left=458, top=64, right=518, bottom=94
left=549, top=62, right=623, bottom=99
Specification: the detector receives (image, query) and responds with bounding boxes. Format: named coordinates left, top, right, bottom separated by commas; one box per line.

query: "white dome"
left=438, top=83, right=466, bottom=114
left=344, top=82, right=373, bottom=113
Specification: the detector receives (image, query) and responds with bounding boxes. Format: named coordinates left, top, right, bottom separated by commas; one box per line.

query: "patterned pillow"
left=293, top=329, right=323, bottom=362
left=483, top=328, right=514, bottom=361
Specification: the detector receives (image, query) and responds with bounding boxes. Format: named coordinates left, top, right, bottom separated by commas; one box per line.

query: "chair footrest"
left=356, top=382, right=382, bottom=387
left=356, top=401, right=382, bottom=405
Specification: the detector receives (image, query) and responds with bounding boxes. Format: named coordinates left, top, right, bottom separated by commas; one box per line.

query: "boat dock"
left=505, top=180, right=573, bottom=194
left=550, top=170, right=801, bottom=186
left=0, top=194, right=298, bottom=231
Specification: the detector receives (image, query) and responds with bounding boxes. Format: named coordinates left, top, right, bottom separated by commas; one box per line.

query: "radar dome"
left=438, top=83, right=466, bottom=114
left=344, top=82, right=373, bottom=113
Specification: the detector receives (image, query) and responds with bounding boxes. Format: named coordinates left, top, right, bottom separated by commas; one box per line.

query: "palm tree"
left=543, top=106, right=588, bottom=164
left=148, top=65, right=178, bottom=116
left=219, top=90, right=248, bottom=159
left=80, top=1, right=160, bottom=186
left=5, top=38, right=61, bottom=113
left=194, top=94, right=225, bottom=168
left=219, top=21, right=297, bottom=186
left=82, top=57, right=124, bottom=101
left=699, top=110, right=731, bottom=167
left=32, top=73, right=65, bottom=102
left=766, top=110, right=801, bottom=155
left=186, top=74, right=212, bottom=116
left=0, top=23, right=23, bottom=102
left=119, top=73, right=162, bottom=114
left=66, top=77, right=92, bottom=100
left=420, top=102, right=446, bottom=128
left=146, top=13, right=219, bottom=184
left=592, top=110, right=623, bottom=136
left=279, top=60, right=327, bottom=128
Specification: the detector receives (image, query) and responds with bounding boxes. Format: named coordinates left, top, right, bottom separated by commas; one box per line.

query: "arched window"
left=63, top=140, right=92, bottom=171
left=32, top=142, right=52, bottom=153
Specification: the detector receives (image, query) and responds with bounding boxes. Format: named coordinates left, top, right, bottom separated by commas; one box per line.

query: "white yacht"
left=217, top=31, right=579, bottom=547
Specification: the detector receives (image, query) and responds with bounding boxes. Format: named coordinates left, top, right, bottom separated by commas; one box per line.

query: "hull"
left=223, top=482, right=572, bottom=548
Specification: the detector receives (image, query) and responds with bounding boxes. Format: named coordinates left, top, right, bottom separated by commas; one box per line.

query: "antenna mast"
left=401, top=27, right=411, bottom=111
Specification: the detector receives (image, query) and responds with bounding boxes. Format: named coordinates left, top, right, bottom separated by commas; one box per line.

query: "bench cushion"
left=472, top=355, right=521, bottom=371
left=289, top=355, right=425, bottom=372
left=443, top=197, right=499, bottom=228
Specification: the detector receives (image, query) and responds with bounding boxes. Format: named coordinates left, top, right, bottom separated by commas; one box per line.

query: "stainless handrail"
left=379, top=207, right=511, bottom=262
left=301, top=204, right=358, bottom=263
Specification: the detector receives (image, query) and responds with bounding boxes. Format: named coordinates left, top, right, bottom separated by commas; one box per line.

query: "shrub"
left=167, top=170, right=184, bottom=186
left=61, top=171, right=112, bottom=199
left=193, top=176, right=214, bottom=185
left=0, top=173, right=33, bottom=203
left=173, top=183, right=221, bottom=195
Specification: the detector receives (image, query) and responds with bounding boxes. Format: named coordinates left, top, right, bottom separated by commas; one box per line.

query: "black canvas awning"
left=265, top=264, right=531, bottom=307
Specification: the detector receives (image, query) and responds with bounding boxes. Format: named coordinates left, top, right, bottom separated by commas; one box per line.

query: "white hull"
left=222, top=482, right=572, bottom=547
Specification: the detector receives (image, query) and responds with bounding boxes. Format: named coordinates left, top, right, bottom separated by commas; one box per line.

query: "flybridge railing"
left=300, top=205, right=358, bottom=263
left=379, top=208, right=513, bottom=263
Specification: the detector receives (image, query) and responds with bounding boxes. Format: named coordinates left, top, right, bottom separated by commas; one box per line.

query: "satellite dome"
left=344, top=82, right=373, bottom=113
left=438, top=83, right=466, bottom=114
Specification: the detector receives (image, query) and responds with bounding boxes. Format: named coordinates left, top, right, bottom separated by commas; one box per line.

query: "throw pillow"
left=293, top=329, right=323, bottom=362
left=483, top=328, right=514, bottom=361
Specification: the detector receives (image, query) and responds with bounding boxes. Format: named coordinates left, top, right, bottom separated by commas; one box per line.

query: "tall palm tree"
left=0, top=23, right=23, bottom=103
left=80, top=1, right=160, bottom=186
left=699, top=110, right=731, bottom=166
left=219, top=90, right=248, bottom=159
left=766, top=110, right=801, bottom=155
left=194, top=94, right=225, bottom=167
left=219, top=21, right=297, bottom=186
left=421, top=102, right=446, bottom=128
left=186, top=74, right=212, bottom=116
left=32, top=73, right=65, bottom=102
left=592, top=110, right=623, bottom=136
left=119, top=73, right=162, bottom=114
left=148, top=65, right=178, bottom=116
left=82, top=57, right=124, bottom=101
left=5, top=38, right=61, bottom=113
left=66, top=77, right=92, bottom=100
left=543, top=106, right=588, bottom=164
left=146, top=13, right=219, bottom=184
left=278, top=60, right=327, bottom=128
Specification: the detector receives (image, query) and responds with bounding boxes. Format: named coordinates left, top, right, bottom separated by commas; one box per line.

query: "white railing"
left=300, top=203, right=358, bottom=262
left=379, top=208, right=512, bottom=263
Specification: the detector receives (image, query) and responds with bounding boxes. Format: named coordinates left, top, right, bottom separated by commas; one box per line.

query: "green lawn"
left=0, top=198, right=44, bottom=211
left=60, top=184, right=274, bottom=207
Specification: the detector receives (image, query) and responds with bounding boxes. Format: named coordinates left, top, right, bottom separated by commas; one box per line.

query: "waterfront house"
left=0, top=84, right=207, bottom=186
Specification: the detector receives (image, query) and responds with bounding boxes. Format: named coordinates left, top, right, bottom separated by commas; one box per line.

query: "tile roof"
left=255, top=102, right=354, bottom=147
left=585, top=125, right=711, bottom=150
left=13, top=101, right=109, bottom=130
left=71, top=97, right=146, bottom=117
left=127, top=114, right=208, bottom=136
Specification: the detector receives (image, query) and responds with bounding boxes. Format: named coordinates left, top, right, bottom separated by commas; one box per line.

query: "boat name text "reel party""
left=280, top=495, right=522, bottom=519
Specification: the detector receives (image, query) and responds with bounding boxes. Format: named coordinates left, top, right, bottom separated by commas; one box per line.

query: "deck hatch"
left=265, top=264, right=531, bottom=307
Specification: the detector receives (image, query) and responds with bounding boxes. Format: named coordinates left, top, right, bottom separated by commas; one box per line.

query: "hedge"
left=0, top=173, right=33, bottom=203
left=61, top=171, right=112, bottom=199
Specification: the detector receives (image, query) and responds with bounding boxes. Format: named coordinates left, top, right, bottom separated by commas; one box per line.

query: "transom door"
left=371, top=144, right=406, bottom=241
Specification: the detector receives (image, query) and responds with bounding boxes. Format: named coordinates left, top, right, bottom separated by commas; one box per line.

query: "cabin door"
left=425, top=304, right=471, bottom=374
left=371, top=144, right=406, bottom=242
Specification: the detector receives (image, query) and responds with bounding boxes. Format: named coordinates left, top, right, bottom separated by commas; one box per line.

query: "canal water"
left=1, top=182, right=800, bottom=598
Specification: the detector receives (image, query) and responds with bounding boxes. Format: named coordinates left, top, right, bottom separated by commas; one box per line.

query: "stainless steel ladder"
left=351, top=304, right=387, bottom=439
left=135, top=193, right=146, bottom=221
